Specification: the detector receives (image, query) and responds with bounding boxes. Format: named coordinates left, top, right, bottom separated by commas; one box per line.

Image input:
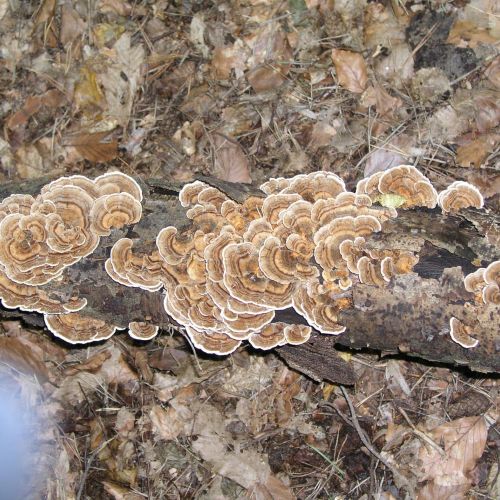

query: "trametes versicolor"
left=0, top=167, right=495, bottom=353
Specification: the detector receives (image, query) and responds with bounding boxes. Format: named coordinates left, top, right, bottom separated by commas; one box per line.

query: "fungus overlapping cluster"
left=449, top=261, right=500, bottom=348
left=0, top=166, right=494, bottom=353
left=0, top=173, right=142, bottom=317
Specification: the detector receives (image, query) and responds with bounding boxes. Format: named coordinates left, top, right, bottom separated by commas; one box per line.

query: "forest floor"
left=0, top=0, right=498, bottom=498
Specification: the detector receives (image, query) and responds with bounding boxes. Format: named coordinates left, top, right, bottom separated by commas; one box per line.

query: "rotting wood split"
left=0, top=167, right=498, bottom=383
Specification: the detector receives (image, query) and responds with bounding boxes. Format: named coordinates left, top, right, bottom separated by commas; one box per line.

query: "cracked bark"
left=0, top=175, right=498, bottom=384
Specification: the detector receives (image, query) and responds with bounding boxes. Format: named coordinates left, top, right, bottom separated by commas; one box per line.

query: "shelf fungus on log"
left=0, top=166, right=498, bottom=370
left=438, top=181, right=484, bottom=213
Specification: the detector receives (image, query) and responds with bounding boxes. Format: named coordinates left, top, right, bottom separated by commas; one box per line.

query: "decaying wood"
left=0, top=175, right=498, bottom=383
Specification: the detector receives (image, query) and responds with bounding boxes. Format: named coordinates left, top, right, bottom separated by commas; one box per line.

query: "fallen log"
left=0, top=170, right=498, bottom=384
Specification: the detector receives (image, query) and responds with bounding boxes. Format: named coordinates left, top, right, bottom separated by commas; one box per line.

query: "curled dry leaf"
left=484, top=56, right=500, bottom=89
left=0, top=336, right=49, bottom=382
left=456, top=134, right=497, bottom=168
left=60, top=3, right=86, bottom=47
left=416, top=416, right=488, bottom=497
left=212, top=133, right=251, bottom=183
left=331, top=49, right=368, bottom=93
left=63, top=131, right=118, bottom=163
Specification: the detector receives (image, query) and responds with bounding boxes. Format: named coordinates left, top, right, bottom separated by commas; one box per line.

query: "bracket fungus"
left=464, top=260, right=500, bottom=306
left=44, top=312, right=121, bottom=344
left=356, top=165, right=438, bottom=209
left=449, top=317, right=479, bottom=349
left=438, top=181, right=484, bottom=213
left=0, top=167, right=495, bottom=358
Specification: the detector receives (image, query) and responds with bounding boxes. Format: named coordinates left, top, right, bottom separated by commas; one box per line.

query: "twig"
left=397, top=406, right=446, bottom=457
left=323, top=386, right=415, bottom=496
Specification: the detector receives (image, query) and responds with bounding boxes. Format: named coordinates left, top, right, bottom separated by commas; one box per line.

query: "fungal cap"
left=377, top=165, right=438, bottom=209
left=482, top=260, right=500, bottom=305
left=449, top=317, right=479, bottom=349
left=284, top=324, right=312, bottom=345
left=90, top=192, right=142, bottom=236
left=128, top=322, right=160, bottom=341
left=248, top=323, right=287, bottom=350
left=45, top=312, right=118, bottom=345
left=438, top=181, right=484, bottom=213
left=94, top=172, right=143, bottom=202
left=185, top=325, right=241, bottom=355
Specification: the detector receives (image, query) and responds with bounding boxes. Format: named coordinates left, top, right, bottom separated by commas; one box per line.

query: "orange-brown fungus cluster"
left=106, top=167, right=437, bottom=354
left=0, top=167, right=491, bottom=353
left=0, top=172, right=143, bottom=343
left=438, top=181, right=484, bottom=213
left=448, top=260, right=500, bottom=349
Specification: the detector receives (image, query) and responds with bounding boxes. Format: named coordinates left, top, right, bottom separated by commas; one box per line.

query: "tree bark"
left=1, top=175, right=498, bottom=383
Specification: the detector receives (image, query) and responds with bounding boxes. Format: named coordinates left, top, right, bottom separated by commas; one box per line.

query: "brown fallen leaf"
left=73, top=66, right=106, bottom=113
left=0, top=336, right=49, bottom=382
left=456, top=134, right=497, bottom=168
left=245, top=26, right=292, bottom=93
left=63, top=350, right=112, bottom=376
left=212, top=43, right=247, bottom=80
left=416, top=416, right=487, bottom=498
left=331, top=49, right=368, bottom=93
left=473, top=92, right=500, bottom=133
left=63, top=130, right=118, bottom=162
left=6, top=89, right=66, bottom=130
left=361, top=84, right=403, bottom=135
left=212, top=133, right=252, bottom=183
left=98, top=0, right=132, bottom=16
left=447, top=20, right=497, bottom=48
left=247, top=64, right=288, bottom=93
left=60, top=3, right=86, bottom=47
left=148, top=347, right=189, bottom=372
left=102, top=481, right=143, bottom=500
left=484, top=56, right=500, bottom=89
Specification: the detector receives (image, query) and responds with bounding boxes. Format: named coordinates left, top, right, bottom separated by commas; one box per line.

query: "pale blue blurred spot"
left=0, top=386, right=33, bottom=500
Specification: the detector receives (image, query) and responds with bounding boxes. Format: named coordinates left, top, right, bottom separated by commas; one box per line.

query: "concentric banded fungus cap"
left=438, top=181, right=484, bottom=213
left=40, top=175, right=100, bottom=199
left=0, top=267, right=87, bottom=313
left=204, top=230, right=242, bottom=281
left=197, top=186, right=229, bottom=211
left=483, top=260, right=500, bottom=305
left=464, top=268, right=486, bottom=294
left=90, top=193, right=142, bottom=236
left=449, top=317, right=479, bottom=348
left=262, top=194, right=302, bottom=225
left=377, top=165, right=438, bottom=208
left=463, top=261, right=500, bottom=305
left=292, top=284, right=347, bottom=335
left=248, top=323, right=287, bottom=350
left=45, top=312, right=118, bottom=344
left=311, top=194, right=397, bottom=226
left=222, top=242, right=296, bottom=309
left=94, top=172, right=143, bottom=202
left=284, top=324, right=312, bottom=345
left=313, top=215, right=382, bottom=273
left=356, top=256, right=386, bottom=286
left=128, top=322, right=159, bottom=341
left=358, top=165, right=438, bottom=208
left=260, top=177, right=291, bottom=195
left=106, top=238, right=163, bottom=291
left=259, top=236, right=319, bottom=284
left=157, top=227, right=205, bottom=265
left=243, top=218, right=273, bottom=248
left=0, top=194, right=36, bottom=218
left=280, top=172, right=346, bottom=201
left=339, top=237, right=366, bottom=273
left=179, top=180, right=209, bottom=207
left=379, top=252, right=419, bottom=281
left=185, top=325, right=241, bottom=355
